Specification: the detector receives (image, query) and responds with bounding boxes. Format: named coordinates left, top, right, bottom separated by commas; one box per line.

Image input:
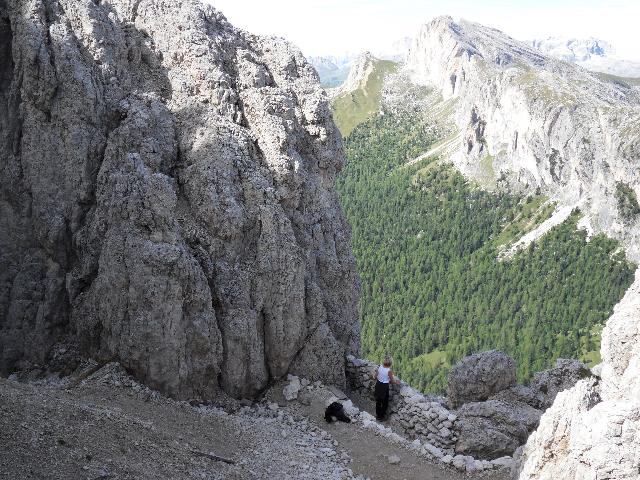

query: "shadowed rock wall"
left=0, top=0, right=359, bottom=400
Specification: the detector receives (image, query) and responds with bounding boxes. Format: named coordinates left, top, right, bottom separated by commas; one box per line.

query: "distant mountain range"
left=309, top=38, right=412, bottom=87
left=530, top=37, right=640, bottom=78
left=311, top=35, right=640, bottom=88
left=307, top=55, right=353, bottom=88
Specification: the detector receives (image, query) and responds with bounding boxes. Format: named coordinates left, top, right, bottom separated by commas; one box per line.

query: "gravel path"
left=0, top=365, right=351, bottom=480
left=286, top=390, right=509, bottom=480
left=297, top=395, right=463, bottom=480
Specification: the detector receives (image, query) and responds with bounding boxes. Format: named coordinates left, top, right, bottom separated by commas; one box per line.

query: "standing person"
left=373, top=357, right=400, bottom=421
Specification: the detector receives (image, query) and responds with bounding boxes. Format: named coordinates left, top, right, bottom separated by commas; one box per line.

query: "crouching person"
left=325, top=402, right=351, bottom=423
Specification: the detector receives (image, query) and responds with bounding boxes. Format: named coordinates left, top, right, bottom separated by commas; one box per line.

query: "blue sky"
left=205, top=0, right=640, bottom=60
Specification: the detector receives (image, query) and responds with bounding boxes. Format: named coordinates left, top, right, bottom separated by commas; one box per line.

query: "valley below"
left=334, top=70, right=636, bottom=393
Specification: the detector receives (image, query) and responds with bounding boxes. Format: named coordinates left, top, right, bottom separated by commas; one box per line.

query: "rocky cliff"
left=404, top=16, right=640, bottom=479
left=0, top=0, right=359, bottom=400
left=328, top=52, right=377, bottom=99
left=405, top=16, right=640, bottom=261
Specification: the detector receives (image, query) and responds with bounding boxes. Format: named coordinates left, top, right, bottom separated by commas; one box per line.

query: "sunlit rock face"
left=405, top=16, right=640, bottom=261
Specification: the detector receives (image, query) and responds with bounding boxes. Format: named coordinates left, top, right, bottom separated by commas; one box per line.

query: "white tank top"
left=377, top=366, right=391, bottom=384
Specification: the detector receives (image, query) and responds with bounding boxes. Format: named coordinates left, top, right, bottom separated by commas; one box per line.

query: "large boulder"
left=491, top=359, right=591, bottom=410
left=490, top=384, right=546, bottom=410
left=447, top=350, right=516, bottom=408
left=0, top=0, right=358, bottom=399
left=530, top=358, right=592, bottom=409
left=454, top=399, right=542, bottom=460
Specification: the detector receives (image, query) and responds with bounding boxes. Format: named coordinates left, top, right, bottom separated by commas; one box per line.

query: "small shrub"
left=615, top=182, right=640, bottom=221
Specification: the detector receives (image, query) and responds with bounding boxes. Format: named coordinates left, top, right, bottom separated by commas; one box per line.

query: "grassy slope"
left=331, top=59, right=397, bottom=137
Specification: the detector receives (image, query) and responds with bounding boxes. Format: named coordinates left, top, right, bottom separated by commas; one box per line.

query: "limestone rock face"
left=0, top=0, right=358, bottom=400
left=328, top=52, right=376, bottom=99
left=405, top=16, right=640, bottom=261
left=447, top=350, right=516, bottom=408
left=516, top=272, right=640, bottom=479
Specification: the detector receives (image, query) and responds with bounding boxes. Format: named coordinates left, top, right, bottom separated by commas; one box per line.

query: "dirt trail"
left=284, top=390, right=509, bottom=480
left=299, top=396, right=461, bottom=480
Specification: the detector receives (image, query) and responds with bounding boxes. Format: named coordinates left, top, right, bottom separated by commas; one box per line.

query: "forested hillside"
left=336, top=111, right=636, bottom=393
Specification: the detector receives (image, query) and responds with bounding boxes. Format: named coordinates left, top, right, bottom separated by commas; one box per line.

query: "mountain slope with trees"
left=337, top=111, right=636, bottom=393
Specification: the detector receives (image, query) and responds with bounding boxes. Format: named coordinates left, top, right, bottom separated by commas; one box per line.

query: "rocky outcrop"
left=446, top=351, right=540, bottom=460
left=516, top=272, right=640, bottom=479
left=405, top=16, right=640, bottom=261
left=447, top=350, right=516, bottom=409
left=446, top=351, right=596, bottom=460
left=328, top=52, right=376, bottom=99
left=529, top=358, right=592, bottom=409
left=454, top=399, right=541, bottom=460
left=0, top=0, right=358, bottom=400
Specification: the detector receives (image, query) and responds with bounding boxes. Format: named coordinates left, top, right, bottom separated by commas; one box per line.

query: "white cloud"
left=205, top=0, right=640, bottom=61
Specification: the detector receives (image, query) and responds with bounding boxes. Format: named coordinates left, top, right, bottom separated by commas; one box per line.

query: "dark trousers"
left=374, top=381, right=390, bottom=419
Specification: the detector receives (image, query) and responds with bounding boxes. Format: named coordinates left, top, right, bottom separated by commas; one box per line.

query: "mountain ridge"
left=405, top=15, right=640, bottom=261
left=530, top=36, right=640, bottom=78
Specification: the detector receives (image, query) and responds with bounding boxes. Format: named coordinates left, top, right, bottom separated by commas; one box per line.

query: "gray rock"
left=451, top=454, right=475, bottom=470
left=327, top=385, right=348, bottom=400
left=387, top=454, right=401, bottom=465
left=447, top=351, right=516, bottom=408
left=491, top=384, right=546, bottom=410
left=283, top=377, right=301, bottom=401
left=530, top=358, right=593, bottom=409
left=492, top=456, right=515, bottom=469
left=454, top=399, right=542, bottom=459
left=0, top=0, right=358, bottom=400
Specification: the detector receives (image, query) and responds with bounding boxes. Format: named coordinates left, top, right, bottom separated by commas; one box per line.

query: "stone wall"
left=346, top=355, right=457, bottom=450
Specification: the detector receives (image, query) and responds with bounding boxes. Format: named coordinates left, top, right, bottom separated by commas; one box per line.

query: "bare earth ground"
left=0, top=365, right=508, bottom=480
